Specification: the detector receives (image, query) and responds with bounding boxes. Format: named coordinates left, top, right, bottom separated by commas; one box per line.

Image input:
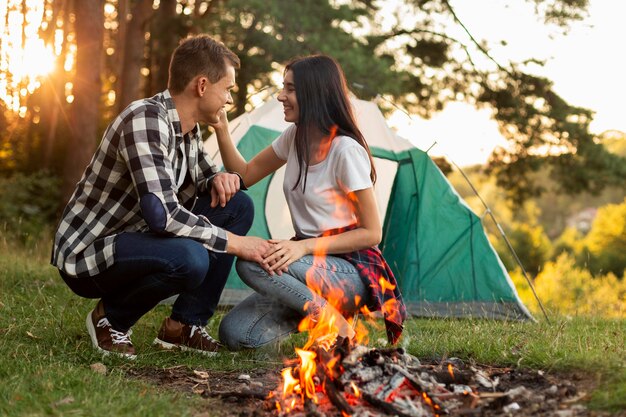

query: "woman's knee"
left=235, top=258, right=267, bottom=286
left=218, top=312, right=247, bottom=350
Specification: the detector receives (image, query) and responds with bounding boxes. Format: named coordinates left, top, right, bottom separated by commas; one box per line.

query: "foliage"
left=494, top=221, right=552, bottom=276
left=512, top=253, right=626, bottom=318
left=551, top=226, right=584, bottom=259
left=4, top=0, right=625, bottom=202
left=0, top=171, right=61, bottom=245
left=581, top=198, right=626, bottom=277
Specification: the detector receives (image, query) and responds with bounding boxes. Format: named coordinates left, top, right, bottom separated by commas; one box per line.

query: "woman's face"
left=278, top=70, right=299, bottom=123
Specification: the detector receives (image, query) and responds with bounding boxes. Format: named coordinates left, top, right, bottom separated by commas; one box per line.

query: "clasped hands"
left=259, top=239, right=307, bottom=275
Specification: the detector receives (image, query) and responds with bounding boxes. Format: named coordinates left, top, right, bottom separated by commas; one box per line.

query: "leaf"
left=193, top=370, right=209, bottom=379
left=52, top=396, right=74, bottom=406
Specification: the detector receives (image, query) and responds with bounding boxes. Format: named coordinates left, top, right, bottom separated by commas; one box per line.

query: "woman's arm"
left=212, top=110, right=285, bottom=187
left=262, top=187, right=382, bottom=273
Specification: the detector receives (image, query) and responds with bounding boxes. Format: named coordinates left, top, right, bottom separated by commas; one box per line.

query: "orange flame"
left=276, top=151, right=378, bottom=413
left=296, top=348, right=318, bottom=402
left=379, top=276, right=396, bottom=293
left=447, top=363, right=455, bottom=379
left=281, top=367, right=300, bottom=398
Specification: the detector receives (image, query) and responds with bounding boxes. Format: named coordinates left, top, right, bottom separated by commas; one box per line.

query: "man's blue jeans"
left=59, top=192, right=253, bottom=332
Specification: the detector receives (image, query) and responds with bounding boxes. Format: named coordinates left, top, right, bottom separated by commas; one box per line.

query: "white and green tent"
left=205, top=97, right=533, bottom=320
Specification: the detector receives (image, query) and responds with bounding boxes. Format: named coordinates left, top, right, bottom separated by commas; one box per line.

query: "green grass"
left=1, top=242, right=624, bottom=416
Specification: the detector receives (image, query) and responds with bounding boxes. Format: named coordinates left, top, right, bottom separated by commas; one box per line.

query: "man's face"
left=198, top=64, right=236, bottom=124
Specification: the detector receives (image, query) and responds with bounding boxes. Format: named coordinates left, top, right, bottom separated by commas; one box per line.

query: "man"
left=51, top=35, right=271, bottom=359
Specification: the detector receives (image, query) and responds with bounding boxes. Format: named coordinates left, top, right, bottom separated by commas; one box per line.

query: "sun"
left=0, top=0, right=58, bottom=114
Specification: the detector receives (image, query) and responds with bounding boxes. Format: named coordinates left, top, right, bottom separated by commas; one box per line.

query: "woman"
left=215, top=55, right=406, bottom=350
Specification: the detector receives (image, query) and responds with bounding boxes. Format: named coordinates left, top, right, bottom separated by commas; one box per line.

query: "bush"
left=512, top=253, right=626, bottom=318
left=582, top=198, right=626, bottom=277
left=495, top=222, right=552, bottom=276
left=0, top=171, right=61, bottom=245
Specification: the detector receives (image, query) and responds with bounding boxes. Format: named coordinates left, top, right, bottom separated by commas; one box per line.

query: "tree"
left=3, top=0, right=624, bottom=206
left=116, top=0, right=154, bottom=112
left=62, top=0, right=105, bottom=202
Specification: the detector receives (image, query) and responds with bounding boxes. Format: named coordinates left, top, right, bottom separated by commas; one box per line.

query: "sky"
left=386, top=0, right=626, bottom=166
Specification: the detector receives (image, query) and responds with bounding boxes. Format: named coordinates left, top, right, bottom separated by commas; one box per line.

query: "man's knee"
left=171, top=240, right=210, bottom=290
left=231, top=191, right=254, bottom=232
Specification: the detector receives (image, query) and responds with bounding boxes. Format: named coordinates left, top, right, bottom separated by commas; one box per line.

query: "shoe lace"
left=190, top=325, right=216, bottom=343
left=97, top=317, right=132, bottom=345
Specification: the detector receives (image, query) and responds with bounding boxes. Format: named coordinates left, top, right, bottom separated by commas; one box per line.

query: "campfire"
left=271, top=337, right=450, bottom=417
left=268, top=247, right=441, bottom=417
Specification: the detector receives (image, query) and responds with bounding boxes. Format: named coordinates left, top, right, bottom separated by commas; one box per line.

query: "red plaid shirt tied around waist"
left=337, top=247, right=406, bottom=345
left=297, top=226, right=407, bottom=345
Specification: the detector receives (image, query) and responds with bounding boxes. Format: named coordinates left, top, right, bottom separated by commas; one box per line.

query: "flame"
left=381, top=298, right=403, bottom=324
left=350, top=382, right=360, bottom=398
left=281, top=367, right=300, bottom=397
left=276, top=146, right=377, bottom=413
left=379, top=277, right=396, bottom=293
left=448, top=363, right=455, bottom=379
left=296, top=348, right=318, bottom=402
left=316, top=125, right=337, bottom=161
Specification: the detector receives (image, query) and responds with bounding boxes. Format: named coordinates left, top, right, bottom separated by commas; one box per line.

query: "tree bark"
left=63, top=0, right=105, bottom=203
left=117, top=0, right=154, bottom=112
left=150, top=0, right=181, bottom=94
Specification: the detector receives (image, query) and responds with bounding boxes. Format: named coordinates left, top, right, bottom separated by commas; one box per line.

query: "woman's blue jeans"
left=218, top=255, right=371, bottom=350
left=59, top=192, right=253, bottom=332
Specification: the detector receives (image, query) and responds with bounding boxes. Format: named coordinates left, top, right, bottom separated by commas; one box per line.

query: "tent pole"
left=448, top=158, right=551, bottom=323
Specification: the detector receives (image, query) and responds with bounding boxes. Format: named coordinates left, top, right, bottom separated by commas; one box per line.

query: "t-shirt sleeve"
left=335, top=141, right=373, bottom=192
left=271, top=124, right=296, bottom=161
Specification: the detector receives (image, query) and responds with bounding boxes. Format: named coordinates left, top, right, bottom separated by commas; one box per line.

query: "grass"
left=1, top=241, right=624, bottom=416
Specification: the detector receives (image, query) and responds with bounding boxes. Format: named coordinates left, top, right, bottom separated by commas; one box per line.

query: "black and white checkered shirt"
left=51, top=90, right=227, bottom=278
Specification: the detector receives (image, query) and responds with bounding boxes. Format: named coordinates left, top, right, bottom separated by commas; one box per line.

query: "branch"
left=441, top=0, right=513, bottom=76
left=388, top=27, right=477, bottom=69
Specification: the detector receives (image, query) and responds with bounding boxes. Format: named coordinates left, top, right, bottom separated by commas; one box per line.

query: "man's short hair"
left=168, top=35, right=240, bottom=94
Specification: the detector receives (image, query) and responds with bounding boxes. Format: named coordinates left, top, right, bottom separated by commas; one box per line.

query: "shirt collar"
left=159, top=89, right=200, bottom=141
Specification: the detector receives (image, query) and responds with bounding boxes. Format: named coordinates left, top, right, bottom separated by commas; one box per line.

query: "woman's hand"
left=208, top=108, right=229, bottom=133
left=262, top=239, right=309, bottom=275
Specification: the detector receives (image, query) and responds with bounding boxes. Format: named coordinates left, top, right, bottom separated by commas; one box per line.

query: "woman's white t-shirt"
left=271, top=124, right=373, bottom=238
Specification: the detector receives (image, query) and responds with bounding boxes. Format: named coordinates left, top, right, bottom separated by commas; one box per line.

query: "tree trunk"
left=150, top=0, right=181, bottom=94
left=116, top=0, right=153, bottom=112
left=63, top=0, right=105, bottom=203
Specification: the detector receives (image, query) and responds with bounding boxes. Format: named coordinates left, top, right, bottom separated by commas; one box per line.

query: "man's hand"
left=226, top=233, right=273, bottom=265
left=210, top=172, right=241, bottom=208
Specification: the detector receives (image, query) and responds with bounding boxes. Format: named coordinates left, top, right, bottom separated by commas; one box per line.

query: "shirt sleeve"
left=118, top=105, right=228, bottom=252
left=334, top=141, right=373, bottom=193
left=271, top=124, right=296, bottom=160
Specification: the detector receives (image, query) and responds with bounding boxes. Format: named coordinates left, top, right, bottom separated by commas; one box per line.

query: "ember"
left=268, top=345, right=589, bottom=417
left=273, top=341, right=449, bottom=417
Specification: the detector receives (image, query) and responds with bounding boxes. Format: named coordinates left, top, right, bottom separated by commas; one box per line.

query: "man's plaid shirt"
left=51, top=90, right=227, bottom=278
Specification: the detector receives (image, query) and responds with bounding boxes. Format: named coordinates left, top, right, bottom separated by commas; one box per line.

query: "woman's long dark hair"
left=285, top=55, right=377, bottom=191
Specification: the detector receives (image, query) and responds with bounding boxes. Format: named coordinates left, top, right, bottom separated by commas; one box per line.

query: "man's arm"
left=118, top=106, right=228, bottom=252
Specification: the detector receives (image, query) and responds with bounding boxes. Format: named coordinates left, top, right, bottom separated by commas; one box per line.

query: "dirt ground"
left=125, top=358, right=622, bottom=417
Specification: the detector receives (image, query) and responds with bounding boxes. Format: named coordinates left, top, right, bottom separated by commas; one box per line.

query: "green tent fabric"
left=206, top=97, right=533, bottom=320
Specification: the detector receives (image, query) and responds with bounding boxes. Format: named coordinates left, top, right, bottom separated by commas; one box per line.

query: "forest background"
left=1, top=0, right=625, bottom=317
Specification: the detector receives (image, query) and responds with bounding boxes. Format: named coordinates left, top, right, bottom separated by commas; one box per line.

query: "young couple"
left=51, top=34, right=406, bottom=360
